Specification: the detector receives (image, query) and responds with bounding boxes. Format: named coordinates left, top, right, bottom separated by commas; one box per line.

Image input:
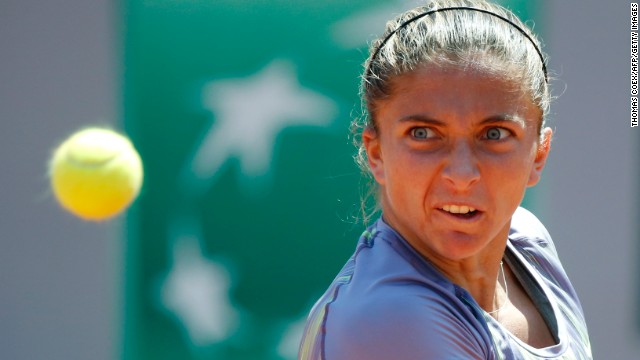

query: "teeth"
left=442, top=205, right=476, bottom=214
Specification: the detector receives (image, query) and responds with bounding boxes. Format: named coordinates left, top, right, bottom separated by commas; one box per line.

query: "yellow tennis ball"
left=50, top=128, right=143, bottom=221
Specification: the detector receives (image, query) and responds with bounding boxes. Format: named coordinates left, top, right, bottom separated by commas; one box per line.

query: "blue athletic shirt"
left=299, top=207, right=592, bottom=359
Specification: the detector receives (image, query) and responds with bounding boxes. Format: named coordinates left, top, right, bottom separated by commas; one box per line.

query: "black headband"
left=366, top=6, right=548, bottom=83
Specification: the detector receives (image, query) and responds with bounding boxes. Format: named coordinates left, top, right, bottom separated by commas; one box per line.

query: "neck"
left=378, top=211, right=511, bottom=311
left=426, top=231, right=509, bottom=312
left=440, top=254, right=505, bottom=310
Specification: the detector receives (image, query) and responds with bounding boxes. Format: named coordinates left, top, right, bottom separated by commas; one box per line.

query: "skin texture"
left=363, top=65, right=552, bottom=313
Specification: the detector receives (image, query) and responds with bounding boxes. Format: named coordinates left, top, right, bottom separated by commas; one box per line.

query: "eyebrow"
left=397, top=114, right=444, bottom=125
left=480, top=114, right=527, bottom=127
left=398, top=114, right=527, bottom=127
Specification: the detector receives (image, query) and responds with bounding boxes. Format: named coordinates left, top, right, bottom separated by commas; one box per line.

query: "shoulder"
left=510, top=206, right=559, bottom=256
left=324, top=300, right=486, bottom=359
left=507, top=210, right=591, bottom=355
left=509, top=207, right=582, bottom=299
left=302, top=220, right=492, bottom=359
left=510, top=206, right=551, bottom=241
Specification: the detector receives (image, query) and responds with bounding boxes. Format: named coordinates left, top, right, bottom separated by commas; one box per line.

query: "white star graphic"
left=186, top=59, right=337, bottom=193
left=159, top=236, right=239, bottom=346
left=276, top=315, right=307, bottom=360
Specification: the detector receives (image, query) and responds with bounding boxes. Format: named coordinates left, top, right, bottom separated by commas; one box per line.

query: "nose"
left=441, top=140, right=480, bottom=190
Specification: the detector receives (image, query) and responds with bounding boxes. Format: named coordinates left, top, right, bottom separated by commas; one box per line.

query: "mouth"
left=439, top=204, right=481, bottom=220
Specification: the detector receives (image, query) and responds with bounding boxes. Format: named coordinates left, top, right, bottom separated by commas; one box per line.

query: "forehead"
left=378, top=65, right=541, bottom=125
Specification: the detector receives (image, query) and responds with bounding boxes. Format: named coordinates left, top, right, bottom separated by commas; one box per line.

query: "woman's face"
left=364, top=65, right=552, bottom=264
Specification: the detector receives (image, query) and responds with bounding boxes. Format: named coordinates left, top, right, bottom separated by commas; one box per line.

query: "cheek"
left=482, top=151, right=536, bottom=195
left=383, top=152, right=438, bottom=204
left=385, top=148, right=433, bottom=183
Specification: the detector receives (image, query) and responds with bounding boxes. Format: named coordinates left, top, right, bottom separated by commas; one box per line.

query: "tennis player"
left=298, top=0, right=592, bottom=359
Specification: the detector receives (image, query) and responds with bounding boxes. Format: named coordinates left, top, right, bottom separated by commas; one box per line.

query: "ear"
left=362, top=127, right=386, bottom=185
left=527, top=127, right=552, bottom=187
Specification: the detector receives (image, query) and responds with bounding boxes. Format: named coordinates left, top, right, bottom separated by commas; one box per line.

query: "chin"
left=433, top=231, right=494, bottom=260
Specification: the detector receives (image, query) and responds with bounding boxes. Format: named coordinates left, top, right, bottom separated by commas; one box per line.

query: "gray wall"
left=0, top=1, right=118, bottom=360
left=0, top=0, right=636, bottom=359
left=543, top=1, right=640, bottom=358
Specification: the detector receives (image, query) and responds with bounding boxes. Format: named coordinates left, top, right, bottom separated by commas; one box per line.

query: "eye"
left=484, top=127, right=511, bottom=140
left=410, top=127, right=435, bottom=140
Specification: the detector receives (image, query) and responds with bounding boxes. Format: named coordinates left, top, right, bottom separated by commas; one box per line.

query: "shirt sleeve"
left=323, top=293, right=488, bottom=360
